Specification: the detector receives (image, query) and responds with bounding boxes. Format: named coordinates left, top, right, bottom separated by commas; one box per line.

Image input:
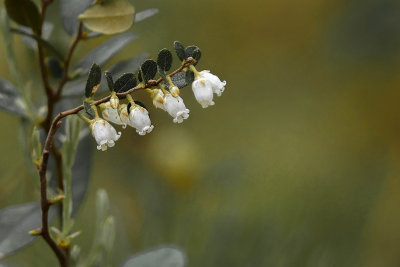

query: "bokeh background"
left=2, top=0, right=400, bottom=266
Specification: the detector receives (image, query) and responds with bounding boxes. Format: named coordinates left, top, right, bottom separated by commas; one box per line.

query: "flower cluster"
left=79, top=42, right=226, bottom=151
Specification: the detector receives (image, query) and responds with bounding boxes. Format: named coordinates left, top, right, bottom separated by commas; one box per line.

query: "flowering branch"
left=35, top=57, right=194, bottom=266
left=49, top=57, right=195, bottom=130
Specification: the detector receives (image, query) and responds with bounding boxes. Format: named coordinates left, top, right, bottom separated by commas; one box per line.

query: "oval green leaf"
left=5, top=0, right=40, bottom=34
left=78, top=0, right=135, bottom=35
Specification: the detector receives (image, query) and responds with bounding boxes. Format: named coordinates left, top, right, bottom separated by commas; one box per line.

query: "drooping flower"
left=90, top=119, right=121, bottom=151
left=100, top=102, right=124, bottom=127
left=163, top=94, right=190, bottom=123
left=192, top=77, right=215, bottom=108
left=128, top=104, right=154, bottom=135
left=200, top=70, right=226, bottom=96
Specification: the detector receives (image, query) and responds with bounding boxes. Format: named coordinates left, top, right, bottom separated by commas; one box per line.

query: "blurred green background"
left=2, top=0, right=400, bottom=266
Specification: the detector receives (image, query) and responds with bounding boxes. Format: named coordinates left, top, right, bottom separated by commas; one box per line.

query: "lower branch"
left=38, top=121, right=69, bottom=267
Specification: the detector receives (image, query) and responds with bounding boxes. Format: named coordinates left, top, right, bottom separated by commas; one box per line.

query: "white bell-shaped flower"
left=163, top=94, right=190, bottom=123
left=200, top=70, right=226, bottom=96
left=192, top=77, right=215, bottom=108
left=90, top=119, right=121, bottom=151
left=128, top=105, right=154, bottom=135
left=100, top=102, right=124, bottom=126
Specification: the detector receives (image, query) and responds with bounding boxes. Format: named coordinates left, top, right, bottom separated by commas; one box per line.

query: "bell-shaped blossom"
left=128, top=105, right=154, bottom=135
left=90, top=119, right=121, bottom=151
left=192, top=78, right=215, bottom=108
left=199, top=71, right=226, bottom=96
left=163, top=94, right=190, bottom=123
left=100, top=102, right=124, bottom=127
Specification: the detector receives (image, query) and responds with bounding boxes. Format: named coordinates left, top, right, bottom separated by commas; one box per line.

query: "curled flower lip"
left=90, top=119, right=121, bottom=151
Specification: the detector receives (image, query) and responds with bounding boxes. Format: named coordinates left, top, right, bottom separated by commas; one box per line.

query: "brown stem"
left=54, top=23, right=83, bottom=101
left=39, top=121, right=69, bottom=267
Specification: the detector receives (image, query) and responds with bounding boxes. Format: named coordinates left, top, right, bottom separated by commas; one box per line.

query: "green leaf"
left=74, top=32, right=137, bottom=77
left=11, top=27, right=64, bottom=61
left=191, top=49, right=201, bottom=66
left=157, top=49, right=173, bottom=72
left=174, top=41, right=186, bottom=61
left=47, top=57, right=64, bottom=79
left=84, top=101, right=95, bottom=118
left=61, top=116, right=83, bottom=235
left=17, top=22, right=54, bottom=48
left=78, top=0, right=135, bottom=35
left=85, top=64, right=102, bottom=98
left=185, top=70, right=195, bottom=85
left=104, top=71, right=114, bottom=92
left=135, top=8, right=159, bottom=23
left=170, top=72, right=189, bottom=89
left=185, top=45, right=201, bottom=65
left=122, top=247, right=186, bottom=267
left=60, top=0, right=92, bottom=35
left=0, top=78, right=26, bottom=117
left=140, top=60, right=157, bottom=83
left=5, top=0, right=41, bottom=34
left=63, top=54, right=147, bottom=98
left=114, top=73, right=136, bottom=93
left=0, top=202, right=55, bottom=258
left=87, top=8, right=158, bottom=39
left=70, top=133, right=93, bottom=216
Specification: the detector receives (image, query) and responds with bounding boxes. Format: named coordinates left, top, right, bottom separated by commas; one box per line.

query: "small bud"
left=110, top=92, right=119, bottom=109
left=49, top=194, right=66, bottom=205
left=169, top=85, right=180, bottom=97
left=58, top=239, right=70, bottom=248
left=31, top=127, right=42, bottom=167
left=29, top=228, right=42, bottom=236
